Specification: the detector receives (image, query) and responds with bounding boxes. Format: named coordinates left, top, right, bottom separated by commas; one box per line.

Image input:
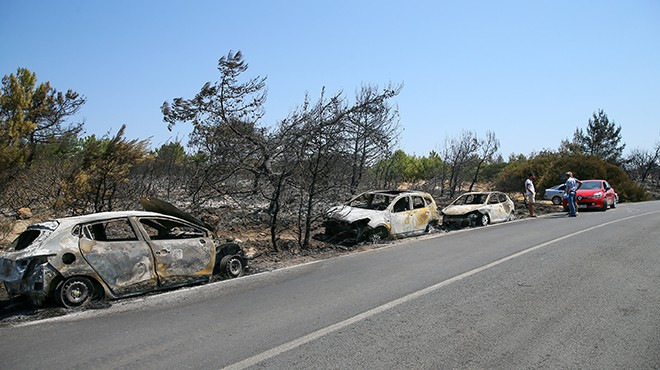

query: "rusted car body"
left=322, top=190, right=441, bottom=244
left=442, top=191, right=515, bottom=228
left=0, top=201, right=246, bottom=308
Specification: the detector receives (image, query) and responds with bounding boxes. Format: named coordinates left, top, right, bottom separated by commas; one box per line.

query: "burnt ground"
left=0, top=200, right=564, bottom=325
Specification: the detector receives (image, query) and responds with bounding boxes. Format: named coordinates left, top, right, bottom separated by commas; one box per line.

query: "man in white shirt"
left=525, top=173, right=537, bottom=217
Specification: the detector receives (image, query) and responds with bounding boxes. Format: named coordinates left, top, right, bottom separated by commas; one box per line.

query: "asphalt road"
left=1, top=201, right=659, bottom=369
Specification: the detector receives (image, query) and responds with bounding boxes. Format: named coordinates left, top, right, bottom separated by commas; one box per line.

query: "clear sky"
left=2, top=0, right=659, bottom=158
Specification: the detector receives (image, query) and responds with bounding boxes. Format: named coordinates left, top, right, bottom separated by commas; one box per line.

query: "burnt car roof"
left=362, top=190, right=434, bottom=196
left=26, top=208, right=212, bottom=235
left=45, top=211, right=172, bottom=228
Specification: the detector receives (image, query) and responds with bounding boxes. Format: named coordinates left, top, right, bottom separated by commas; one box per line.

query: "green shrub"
left=495, top=154, right=649, bottom=202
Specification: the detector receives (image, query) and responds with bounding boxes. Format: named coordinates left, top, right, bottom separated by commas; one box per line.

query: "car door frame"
left=388, top=195, right=417, bottom=237
left=603, top=181, right=615, bottom=206
left=78, top=217, right=159, bottom=296
left=486, top=193, right=506, bottom=223
left=134, top=216, right=215, bottom=288
left=410, top=195, right=433, bottom=233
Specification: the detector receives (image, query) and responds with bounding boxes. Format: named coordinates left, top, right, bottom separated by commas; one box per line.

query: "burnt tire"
left=219, top=255, right=245, bottom=278
left=551, top=196, right=562, bottom=205
left=57, top=276, right=94, bottom=309
left=369, top=227, right=389, bottom=243
left=477, top=213, right=489, bottom=227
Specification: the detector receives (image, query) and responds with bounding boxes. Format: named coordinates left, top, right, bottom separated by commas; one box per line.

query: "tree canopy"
left=0, top=67, right=85, bottom=168
left=565, top=109, right=625, bottom=164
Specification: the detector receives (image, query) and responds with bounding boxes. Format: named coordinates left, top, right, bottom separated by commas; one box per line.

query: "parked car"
left=0, top=198, right=247, bottom=308
left=544, top=184, right=566, bottom=205
left=441, top=191, right=515, bottom=228
left=322, top=190, right=441, bottom=244
left=562, top=179, right=617, bottom=211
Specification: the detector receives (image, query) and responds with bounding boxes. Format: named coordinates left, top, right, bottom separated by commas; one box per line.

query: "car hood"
left=576, top=189, right=602, bottom=196
left=326, top=205, right=386, bottom=225
left=140, top=196, right=215, bottom=231
left=442, top=204, right=486, bottom=215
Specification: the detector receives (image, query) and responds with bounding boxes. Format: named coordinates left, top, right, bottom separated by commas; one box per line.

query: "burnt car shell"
left=0, top=199, right=246, bottom=308
left=442, top=191, right=515, bottom=228
left=322, top=190, right=441, bottom=244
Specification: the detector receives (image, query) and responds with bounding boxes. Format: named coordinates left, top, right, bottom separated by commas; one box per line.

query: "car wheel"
left=220, top=255, right=245, bottom=278
left=425, top=220, right=439, bottom=233
left=57, top=276, right=94, bottom=309
left=506, top=212, right=515, bottom=222
left=369, top=226, right=389, bottom=243
left=611, top=198, right=616, bottom=209
left=601, top=201, right=608, bottom=211
left=551, top=196, right=562, bottom=205
left=477, top=213, right=489, bottom=227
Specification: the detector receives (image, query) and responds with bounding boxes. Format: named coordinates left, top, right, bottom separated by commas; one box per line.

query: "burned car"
left=322, top=190, right=441, bottom=244
left=442, top=191, right=515, bottom=228
left=0, top=198, right=247, bottom=308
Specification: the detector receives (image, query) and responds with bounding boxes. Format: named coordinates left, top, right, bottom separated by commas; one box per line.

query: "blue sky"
left=2, top=0, right=659, bottom=158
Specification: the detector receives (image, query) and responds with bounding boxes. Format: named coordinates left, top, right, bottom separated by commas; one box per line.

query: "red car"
left=562, top=179, right=617, bottom=211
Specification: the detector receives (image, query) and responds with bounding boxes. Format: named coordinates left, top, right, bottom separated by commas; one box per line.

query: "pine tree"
left=572, top=109, right=625, bottom=164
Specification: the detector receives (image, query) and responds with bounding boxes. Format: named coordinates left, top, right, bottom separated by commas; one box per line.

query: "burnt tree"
left=468, top=131, right=500, bottom=192
left=344, top=84, right=401, bottom=195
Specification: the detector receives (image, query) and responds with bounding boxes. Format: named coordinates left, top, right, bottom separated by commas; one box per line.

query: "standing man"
left=525, top=172, right=537, bottom=217
left=565, top=171, right=582, bottom=217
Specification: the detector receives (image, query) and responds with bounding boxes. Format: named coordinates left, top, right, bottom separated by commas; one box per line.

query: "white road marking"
left=223, top=211, right=659, bottom=370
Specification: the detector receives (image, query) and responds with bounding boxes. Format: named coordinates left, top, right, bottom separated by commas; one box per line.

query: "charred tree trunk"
left=267, top=174, right=286, bottom=252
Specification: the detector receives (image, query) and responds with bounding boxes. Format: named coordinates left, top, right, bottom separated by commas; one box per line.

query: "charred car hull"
left=442, top=192, right=515, bottom=229
left=442, top=212, right=489, bottom=228
left=322, top=190, right=440, bottom=244
left=0, top=205, right=247, bottom=308
left=1, top=256, right=59, bottom=306
left=321, top=218, right=382, bottom=244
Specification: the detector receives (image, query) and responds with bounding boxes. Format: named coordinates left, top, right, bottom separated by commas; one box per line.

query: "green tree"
left=371, top=150, right=415, bottom=188
left=0, top=67, right=85, bottom=168
left=569, top=109, right=625, bottom=164
left=417, top=150, right=448, bottom=196
left=136, top=141, right=189, bottom=199
left=61, top=125, right=149, bottom=213
left=494, top=152, right=648, bottom=203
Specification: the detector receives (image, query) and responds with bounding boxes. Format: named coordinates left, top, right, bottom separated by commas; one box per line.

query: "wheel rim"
left=60, top=278, right=92, bottom=308
left=370, top=227, right=388, bottom=243
left=228, top=257, right=243, bottom=276
left=480, top=214, right=489, bottom=226
left=552, top=197, right=561, bottom=205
